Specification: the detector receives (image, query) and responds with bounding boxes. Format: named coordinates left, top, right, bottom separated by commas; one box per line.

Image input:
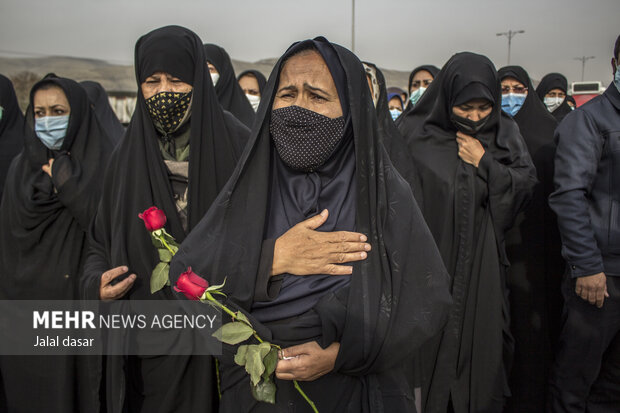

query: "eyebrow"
left=305, top=83, right=332, bottom=97
left=277, top=82, right=331, bottom=97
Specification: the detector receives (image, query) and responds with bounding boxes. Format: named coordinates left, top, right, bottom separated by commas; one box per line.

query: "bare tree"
left=10, top=71, right=42, bottom=113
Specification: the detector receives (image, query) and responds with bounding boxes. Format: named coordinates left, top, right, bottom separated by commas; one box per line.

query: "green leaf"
left=251, top=378, right=277, bottom=404
left=212, top=322, right=254, bottom=345
left=262, top=347, right=278, bottom=381
left=206, top=276, right=227, bottom=292
left=234, top=345, right=249, bottom=366
left=150, top=235, right=165, bottom=249
left=169, top=244, right=179, bottom=254
left=158, top=248, right=173, bottom=263
left=234, top=311, right=252, bottom=327
left=245, top=344, right=270, bottom=386
left=150, top=262, right=169, bottom=294
left=161, top=229, right=177, bottom=245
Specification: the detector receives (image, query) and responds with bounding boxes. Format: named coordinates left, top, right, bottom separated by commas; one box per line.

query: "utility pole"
left=496, top=30, right=525, bottom=65
left=574, top=56, right=595, bottom=81
left=351, top=0, right=356, bottom=53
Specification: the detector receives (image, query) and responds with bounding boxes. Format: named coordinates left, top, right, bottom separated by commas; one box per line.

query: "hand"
left=276, top=341, right=340, bottom=381
left=456, top=132, right=485, bottom=167
left=41, top=158, right=54, bottom=177
left=271, top=209, right=371, bottom=276
left=575, top=272, right=609, bottom=308
left=100, top=266, right=136, bottom=301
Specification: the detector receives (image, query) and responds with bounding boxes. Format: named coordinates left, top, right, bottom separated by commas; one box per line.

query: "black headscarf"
left=363, top=61, right=424, bottom=206
left=169, top=37, right=451, bottom=412
left=204, top=43, right=256, bottom=127
left=399, top=52, right=536, bottom=413
left=498, top=65, right=564, bottom=412
left=80, top=80, right=125, bottom=144
left=407, top=65, right=441, bottom=94
left=0, top=75, right=24, bottom=198
left=397, top=64, right=441, bottom=124
left=237, top=69, right=267, bottom=95
left=535, top=72, right=572, bottom=121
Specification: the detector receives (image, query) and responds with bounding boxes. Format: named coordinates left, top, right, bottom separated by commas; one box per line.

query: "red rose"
left=174, top=267, right=208, bottom=300
left=139, top=206, right=167, bottom=231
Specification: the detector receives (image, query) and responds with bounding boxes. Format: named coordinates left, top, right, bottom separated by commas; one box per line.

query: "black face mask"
left=450, top=113, right=490, bottom=136
left=145, top=90, right=192, bottom=135
left=270, top=105, right=345, bottom=173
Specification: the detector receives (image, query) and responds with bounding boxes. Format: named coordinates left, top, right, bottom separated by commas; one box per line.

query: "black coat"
left=549, top=84, right=620, bottom=278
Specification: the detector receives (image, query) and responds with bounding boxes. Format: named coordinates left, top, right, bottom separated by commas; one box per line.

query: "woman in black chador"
left=81, top=26, right=249, bottom=412
left=169, top=37, right=452, bottom=413
left=0, top=75, right=117, bottom=412
left=499, top=65, right=564, bottom=413
left=204, top=43, right=257, bottom=128
left=0, top=75, right=24, bottom=199
left=536, top=72, right=572, bottom=122
left=398, top=53, right=537, bottom=413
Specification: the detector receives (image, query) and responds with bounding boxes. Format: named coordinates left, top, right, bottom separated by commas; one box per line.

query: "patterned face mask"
left=145, top=90, right=192, bottom=134
left=270, top=105, right=345, bottom=173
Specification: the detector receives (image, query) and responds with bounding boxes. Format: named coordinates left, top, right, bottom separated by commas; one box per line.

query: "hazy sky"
left=1, top=0, right=618, bottom=86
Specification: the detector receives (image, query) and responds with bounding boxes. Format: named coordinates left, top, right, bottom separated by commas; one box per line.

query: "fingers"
left=102, top=275, right=136, bottom=301
left=323, top=264, right=353, bottom=275
left=327, top=231, right=368, bottom=243
left=302, top=209, right=329, bottom=230
left=100, top=266, right=136, bottom=301
left=335, top=241, right=372, bottom=253
left=276, top=343, right=314, bottom=380
left=595, top=286, right=605, bottom=308
left=329, top=251, right=367, bottom=264
left=101, top=266, right=130, bottom=287
left=280, top=342, right=313, bottom=359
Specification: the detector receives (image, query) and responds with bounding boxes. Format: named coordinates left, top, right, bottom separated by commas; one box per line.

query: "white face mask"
left=409, top=86, right=427, bottom=106
left=245, top=94, right=260, bottom=112
left=544, top=96, right=564, bottom=112
left=210, top=73, right=220, bottom=86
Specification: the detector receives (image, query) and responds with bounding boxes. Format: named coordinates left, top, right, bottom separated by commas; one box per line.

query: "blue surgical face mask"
left=409, top=87, right=427, bottom=106
left=35, top=115, right=69, bottom=150
left=389, top=108, right=402, bottom=121
left=614, top=68, right=620, bottom=94
left=501, top=93, right=527, bottom=117
left=0, top=106, right=4, bottom=123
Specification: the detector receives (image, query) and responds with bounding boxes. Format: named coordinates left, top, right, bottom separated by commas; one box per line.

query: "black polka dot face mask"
left=145, top=90, right=192, bottom=134
left=270, top=105, right=345, bottom=173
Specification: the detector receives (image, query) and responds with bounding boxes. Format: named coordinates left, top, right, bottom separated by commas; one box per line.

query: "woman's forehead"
left=279, top=51, right=334, bottom=86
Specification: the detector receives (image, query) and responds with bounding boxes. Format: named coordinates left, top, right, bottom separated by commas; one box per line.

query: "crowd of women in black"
left=0, top=25, right=617, bottom=413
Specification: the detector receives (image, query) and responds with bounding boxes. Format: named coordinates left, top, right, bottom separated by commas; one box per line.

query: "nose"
left=469, top=111, right=482, bottom=122
left=156, top=78, right=172, bottom=94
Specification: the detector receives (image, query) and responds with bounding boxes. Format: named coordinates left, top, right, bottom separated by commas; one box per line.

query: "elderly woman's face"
left=141, top=72, right=192, bottom=100
left=452, top=98, right=493, bottom=121
left=273, top=50, right=343, bottom=119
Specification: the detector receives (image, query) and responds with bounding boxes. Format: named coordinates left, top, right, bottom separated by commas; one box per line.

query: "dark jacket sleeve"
left=549, top=110, right=605, bottom=278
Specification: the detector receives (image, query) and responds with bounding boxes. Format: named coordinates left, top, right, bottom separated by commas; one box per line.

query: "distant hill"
left=0, top=54, right=412, bottom=108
